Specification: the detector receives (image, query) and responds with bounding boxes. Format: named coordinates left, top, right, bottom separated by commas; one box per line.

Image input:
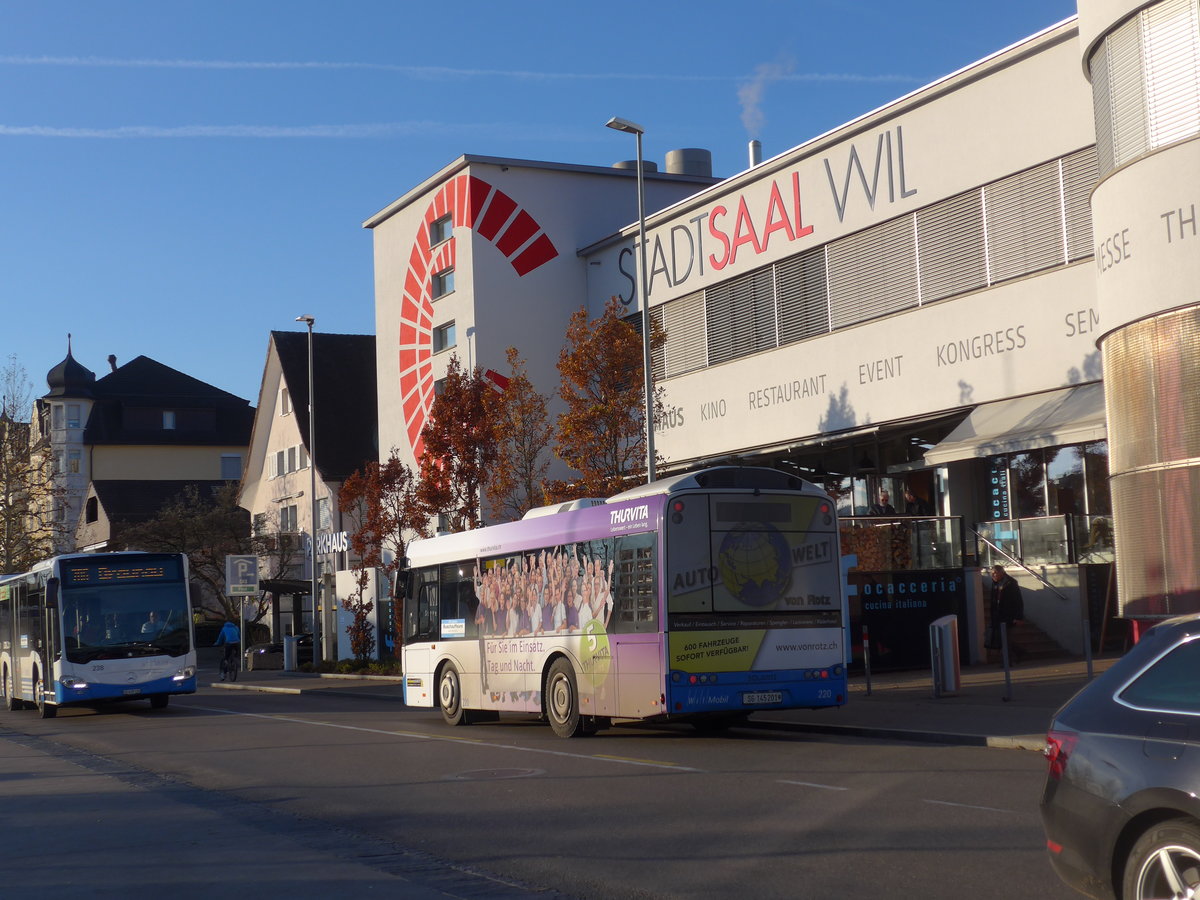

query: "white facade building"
left=366, top=5, right=1200, bottom=660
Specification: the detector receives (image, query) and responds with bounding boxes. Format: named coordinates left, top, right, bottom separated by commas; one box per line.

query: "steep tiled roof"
left=83, top=355, right=254, bottom=446
left=271, top=332, right=377, bottom=482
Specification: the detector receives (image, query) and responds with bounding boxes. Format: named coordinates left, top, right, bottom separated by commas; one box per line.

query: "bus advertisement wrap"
left=668, top=627, right=844, bottom=672
left=402, top=467, right=848, bottom=737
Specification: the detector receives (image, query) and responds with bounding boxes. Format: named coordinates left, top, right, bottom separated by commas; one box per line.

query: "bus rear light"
left=671, top=500, right=685, bottom=524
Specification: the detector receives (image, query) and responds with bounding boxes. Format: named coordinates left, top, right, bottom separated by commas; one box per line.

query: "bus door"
left=43, top=578, right=60, bottom=697
left=6, top=576, right=44, bottom=701
left=402, top=568, right=439, bottom=675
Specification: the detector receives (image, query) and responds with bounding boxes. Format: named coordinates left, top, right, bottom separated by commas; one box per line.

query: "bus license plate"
left=122, top=688, right=142, bottom=695
left=743, top=691, right=783, bottom=705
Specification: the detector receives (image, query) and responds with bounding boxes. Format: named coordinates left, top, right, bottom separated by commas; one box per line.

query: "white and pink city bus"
left=401, top=466, right=848, bottom=737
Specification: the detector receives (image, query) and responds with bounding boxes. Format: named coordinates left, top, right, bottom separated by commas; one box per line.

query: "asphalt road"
left=0, top=685, right=1078, bottom=899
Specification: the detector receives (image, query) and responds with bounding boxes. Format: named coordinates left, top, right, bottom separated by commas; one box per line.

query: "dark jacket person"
left=986, top=565, right=1025, bottom=659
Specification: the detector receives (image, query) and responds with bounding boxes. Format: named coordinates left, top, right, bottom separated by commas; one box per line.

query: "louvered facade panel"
left=1062, top=147, right=1099, bottom=261
left=705, top=267, right=777, bottom=365
left=984, top=161, right=1063, bottom=284
left=1105, top=322, right=1163, bottom=472
left=1144, top=0, right=1200, bottom=147
left=1108, top=14, right=1149, bottom=169
left=647, top=308, right=666, bottom=382
left=827, top=216, right=917, bottom=330
left=1091, top=42, right=1116, bottom=174
left=775, top=247, right=829, bottom=345
left=661, top=291, right=708, bottom=378
left=916, top=189, right=987, bottom=304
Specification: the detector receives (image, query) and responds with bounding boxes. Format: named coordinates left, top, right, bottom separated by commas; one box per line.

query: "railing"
left=969, top=521, right=1094, bottom=678
left=840, top=516, right=964, bottom=571
left=975, top=515, right=1114, bottom=567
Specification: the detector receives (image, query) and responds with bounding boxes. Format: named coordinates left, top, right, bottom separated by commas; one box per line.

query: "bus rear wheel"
left=438, top=663, right=469, bottom=726
left=34, top=676, right=56, bottom=719
left=546, top=658, right=585, bottom=738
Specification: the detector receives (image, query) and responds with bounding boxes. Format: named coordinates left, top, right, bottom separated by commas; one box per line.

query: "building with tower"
left=34, top=344, right=254, bottom=555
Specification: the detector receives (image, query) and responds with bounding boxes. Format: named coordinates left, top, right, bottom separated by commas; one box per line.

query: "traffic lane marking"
left=778, top=779, right=1024, bottom=814
left=188, top=704, right=703, bottom=772
left=779, top=779, right=848, bottom=791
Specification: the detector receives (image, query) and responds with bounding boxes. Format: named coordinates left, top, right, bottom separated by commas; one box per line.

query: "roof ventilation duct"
left=664, top=148, right=712, bottom=177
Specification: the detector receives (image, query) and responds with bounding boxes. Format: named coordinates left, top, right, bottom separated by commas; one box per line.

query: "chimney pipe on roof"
left=749, top=140, right=762, bottom=167
left=107, top=354, right=117, bottom=372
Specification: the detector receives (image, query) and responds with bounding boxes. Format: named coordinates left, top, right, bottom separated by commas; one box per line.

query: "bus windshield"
left=62, top=581, right=191, bottom=661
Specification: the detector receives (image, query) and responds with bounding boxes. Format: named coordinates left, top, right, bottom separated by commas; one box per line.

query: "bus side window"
left=438, top=562, right=478, bottom=639
left=612, top=533, right=658, bottom=633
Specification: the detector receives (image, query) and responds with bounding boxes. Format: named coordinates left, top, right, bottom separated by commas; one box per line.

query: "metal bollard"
left=862, top=624, right=873, bottom=697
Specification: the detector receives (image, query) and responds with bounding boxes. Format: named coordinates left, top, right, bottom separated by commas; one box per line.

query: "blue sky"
left=2, top=0, right=1079, bottom=409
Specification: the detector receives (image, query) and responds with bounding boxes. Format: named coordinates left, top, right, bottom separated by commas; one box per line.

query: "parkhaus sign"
left=315, top=531, right=349, bottom=556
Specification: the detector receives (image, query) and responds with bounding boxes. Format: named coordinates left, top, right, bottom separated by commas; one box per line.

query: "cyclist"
left=215, top=619, right=241, bottom=681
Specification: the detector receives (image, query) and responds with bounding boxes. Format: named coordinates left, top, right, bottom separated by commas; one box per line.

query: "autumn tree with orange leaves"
left=547, top=297, right=665, bottom=501
left=339, top=450, right=428, bottom=661
left=484, top=347, right=552, bottom=521
left=417, top=355, right=498, bottom=532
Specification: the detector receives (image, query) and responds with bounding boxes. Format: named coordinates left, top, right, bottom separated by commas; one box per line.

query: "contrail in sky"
left=0, top=54, right=919, bottom=84
left=0, top=122, right=582, bottom=139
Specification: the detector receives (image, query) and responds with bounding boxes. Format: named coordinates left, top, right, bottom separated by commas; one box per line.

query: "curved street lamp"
left=295, top=314, right=321, bottom=665
left=605, top=116, right=656, bottom=484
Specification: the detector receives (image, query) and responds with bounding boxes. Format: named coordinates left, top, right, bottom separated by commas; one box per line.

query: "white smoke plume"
left=738, top=59, right=795, bottom=137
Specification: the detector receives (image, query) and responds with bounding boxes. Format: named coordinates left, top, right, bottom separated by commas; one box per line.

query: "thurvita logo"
left=610, top=504, right=650, bottom=526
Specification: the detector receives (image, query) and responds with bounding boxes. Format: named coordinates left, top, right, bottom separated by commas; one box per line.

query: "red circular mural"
left=399, top=174, right=559, bottom=458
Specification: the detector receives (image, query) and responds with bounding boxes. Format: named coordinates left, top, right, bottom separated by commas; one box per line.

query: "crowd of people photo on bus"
left=473, top=547, right=615, bottom=638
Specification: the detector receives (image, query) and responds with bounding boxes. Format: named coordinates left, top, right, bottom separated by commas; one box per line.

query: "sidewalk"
left=210, top=653, right=1120, bottom=751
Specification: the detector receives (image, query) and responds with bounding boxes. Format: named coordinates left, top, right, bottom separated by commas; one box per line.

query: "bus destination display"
left=63, top=558, right=180, bottom=586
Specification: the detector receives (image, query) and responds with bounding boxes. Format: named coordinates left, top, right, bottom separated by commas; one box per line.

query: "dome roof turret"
left=45, top=336, right=96, bottom=399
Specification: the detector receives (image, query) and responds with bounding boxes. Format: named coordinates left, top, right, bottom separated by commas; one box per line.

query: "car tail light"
left=1044, top=729, right=1077, bottom=780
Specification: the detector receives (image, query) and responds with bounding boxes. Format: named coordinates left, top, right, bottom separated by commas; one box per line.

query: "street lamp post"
left=605, top=116, right=656, bottom=484
left=295, top=314, right=321, bottom=666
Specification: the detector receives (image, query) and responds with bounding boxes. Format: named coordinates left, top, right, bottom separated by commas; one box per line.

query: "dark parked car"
left=1041, top=613, right=1200, bottom=900
left=244, top=633, right=314, bottom=670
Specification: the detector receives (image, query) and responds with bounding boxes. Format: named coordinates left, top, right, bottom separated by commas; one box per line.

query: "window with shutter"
left=776, top=246, right=829, bottom=345
left=916, top=189, right=986, bottom=305
left=827, top=215, right=917, bottom=329
left=984, top=160, right=1063, bottom=285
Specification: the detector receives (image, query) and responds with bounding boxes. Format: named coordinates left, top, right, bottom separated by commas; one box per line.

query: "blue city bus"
left=0, top=552, right=197, bottom=717
left=401, top=466, right=848, bottom=737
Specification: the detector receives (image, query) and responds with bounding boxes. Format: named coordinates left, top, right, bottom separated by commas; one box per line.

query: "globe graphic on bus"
left=717, top=524, right=792, bottom=607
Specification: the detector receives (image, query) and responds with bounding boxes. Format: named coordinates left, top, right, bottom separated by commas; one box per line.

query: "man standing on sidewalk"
left=987, top=565, right=1026, bottom=662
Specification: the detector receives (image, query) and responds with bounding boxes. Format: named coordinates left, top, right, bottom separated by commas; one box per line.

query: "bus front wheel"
left=150, top=695, right=169, bottom=710
left=438, top=664, right=469, bottom=726
left=3, top=668, right=17, bottom=711
left=546, top=658, right=584, bottom=738
left=34, top=675, right=56, bottom=719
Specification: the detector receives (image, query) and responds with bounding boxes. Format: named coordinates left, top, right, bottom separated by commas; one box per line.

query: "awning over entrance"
left=922, top=382, right=1106, bottom=466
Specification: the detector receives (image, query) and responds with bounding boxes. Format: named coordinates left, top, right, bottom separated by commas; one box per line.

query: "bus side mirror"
left=45, top=577, right=60, bottom=610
